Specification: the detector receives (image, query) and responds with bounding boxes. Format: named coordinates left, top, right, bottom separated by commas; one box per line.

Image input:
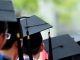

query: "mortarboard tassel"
left=26, top=31, right=33, bottom=60
left=16, top=33, right=24, bottom=60
left=48, top=29, right=53, bottom=60
left=17, top=19, right=24, bottom=60
left=26, top=19, right=33, bottom=60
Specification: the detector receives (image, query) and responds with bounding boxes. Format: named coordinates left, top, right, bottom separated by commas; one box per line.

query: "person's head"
left=2, top=22, right=20, bottom=50
left=23, top=32, right=43, bottom=55
left=0, top=22, right=7, bottom=49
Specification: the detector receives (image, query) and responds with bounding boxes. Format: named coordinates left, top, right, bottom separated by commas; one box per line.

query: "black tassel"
left=48, top=30, right=53, bottom=60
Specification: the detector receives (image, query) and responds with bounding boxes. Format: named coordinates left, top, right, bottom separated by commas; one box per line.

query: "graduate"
left=17, top=15, right=52, bottom=60
left=0, top=0, right=18, bottom=60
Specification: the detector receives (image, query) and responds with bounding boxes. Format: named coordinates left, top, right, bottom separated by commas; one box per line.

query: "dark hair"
left=23, top=32, right=43, bottom=55
left=2, top=22, right=20, bottom=49
left=0, top=22, right=6, bottom=34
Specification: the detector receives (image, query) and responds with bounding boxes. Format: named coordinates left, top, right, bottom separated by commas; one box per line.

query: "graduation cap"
left=19, top=15, right=52, bottom=37
left=43, top=34, right=80, bottom=60
left=0, top=0, right=16, bottom=22
left=17, top=15, right=53, bottom=60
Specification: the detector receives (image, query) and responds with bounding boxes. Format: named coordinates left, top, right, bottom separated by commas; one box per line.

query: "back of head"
left=23, top=32, right=43, bottom=55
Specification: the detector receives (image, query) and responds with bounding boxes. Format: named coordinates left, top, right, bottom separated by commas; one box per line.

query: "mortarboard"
left=19, top=15, right=52, bottom=37
left=0, top=0, right=16, bottom=22
left=43, top=34, right=80, bottom=60
left=17, top=15, right=53, bottom=60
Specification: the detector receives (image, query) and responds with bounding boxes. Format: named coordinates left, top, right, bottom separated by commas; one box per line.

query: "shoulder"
left=39, top=49, right=48, bottom=60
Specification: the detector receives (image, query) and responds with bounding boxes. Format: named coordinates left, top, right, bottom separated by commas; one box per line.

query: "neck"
left=33, top=52, right=40, bottom=60
left=9, top=43, right=18, bottom=60
left=10, top=43, right=18, bottom=51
